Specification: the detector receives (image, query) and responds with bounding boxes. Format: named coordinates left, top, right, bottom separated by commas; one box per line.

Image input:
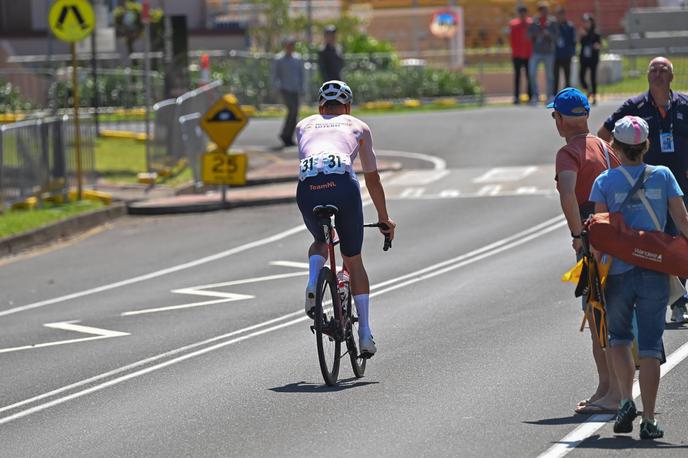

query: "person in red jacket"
left=510, top=5, right=533, bottom=104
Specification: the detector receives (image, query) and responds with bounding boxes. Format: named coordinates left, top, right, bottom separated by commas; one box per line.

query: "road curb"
left=127, top=195, right=297, bottom=215
left=0, top=202, right=127, bottom=258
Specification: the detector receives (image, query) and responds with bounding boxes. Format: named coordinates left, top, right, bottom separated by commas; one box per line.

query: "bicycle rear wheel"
left=346, top=294, right=367, bottom=378
left=314, top=267, right=341, bottom=386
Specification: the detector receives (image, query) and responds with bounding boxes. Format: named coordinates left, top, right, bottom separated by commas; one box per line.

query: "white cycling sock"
left=307, top=255, right=326, bottom=290
left=354, top=294, right=371, bottom=335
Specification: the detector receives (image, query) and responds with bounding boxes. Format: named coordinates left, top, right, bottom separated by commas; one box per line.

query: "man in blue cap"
left=551, top=87, right=622, bottom=413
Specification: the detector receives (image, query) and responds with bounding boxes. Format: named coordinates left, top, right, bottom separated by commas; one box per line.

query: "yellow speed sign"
left=49, top=0, right=95, bottom=43
left=202, top=150, right=248, bottom=186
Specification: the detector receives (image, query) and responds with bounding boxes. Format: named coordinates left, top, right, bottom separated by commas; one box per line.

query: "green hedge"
left=0, top=81, right=32, bottom=112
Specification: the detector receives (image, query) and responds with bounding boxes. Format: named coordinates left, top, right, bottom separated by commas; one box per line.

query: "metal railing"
left=0, top=115, right=95, bottom=209
left=150, top=80, right=222, bottom=174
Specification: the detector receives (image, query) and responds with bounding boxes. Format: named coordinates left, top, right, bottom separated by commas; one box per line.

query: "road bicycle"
left=310, top=204, right=391, bottom=386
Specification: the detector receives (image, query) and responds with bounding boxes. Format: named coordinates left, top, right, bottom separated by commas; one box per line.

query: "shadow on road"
left=269, top=378, right=379, bottom=393
left=523, top=414, right=601, bottom=426
left=572, top=434, right=688, bottom=450
left=664, top=322, right=688, bottom=331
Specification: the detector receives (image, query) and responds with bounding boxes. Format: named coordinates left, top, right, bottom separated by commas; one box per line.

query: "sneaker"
left=670, top=303, right=688, bottom=323
left=359, top=333, right=377, bottom=357
left=613, top=398, right=637, bottom=434
left=305, top=286, right=316, bottom=319
left=639, top=418, right=664, bottom=439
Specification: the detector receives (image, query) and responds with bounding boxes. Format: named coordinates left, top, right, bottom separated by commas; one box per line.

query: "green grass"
left=0, top=199, right=105, bottom=238
left=95, top=137, right=193, bottom=186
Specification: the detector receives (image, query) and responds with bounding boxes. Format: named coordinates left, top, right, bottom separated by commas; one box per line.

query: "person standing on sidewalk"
left=553, top=6, right=576, bottom=95
left=549, top=87, right=622, bottom=414
left=318, top=24, right=344, bottom=82
left=579, top=13, right=601, bottom=105
left=528, top=1, right=558, bottom=104
left=509, top=5, right=533, bottom=104
left=590, top=116, right=688, bottom=439
left=597, top=57, right=688, bottom=322
left=272, top=37, right=305, bottom=147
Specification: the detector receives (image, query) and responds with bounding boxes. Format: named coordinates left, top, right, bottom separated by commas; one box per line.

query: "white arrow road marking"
left=121, top=265, right=311, bottom=316
left=0, top=321, right=129, bottom=354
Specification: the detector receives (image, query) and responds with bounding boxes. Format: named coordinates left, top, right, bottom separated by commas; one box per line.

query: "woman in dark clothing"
left=579, top=13, right=601, bottom=104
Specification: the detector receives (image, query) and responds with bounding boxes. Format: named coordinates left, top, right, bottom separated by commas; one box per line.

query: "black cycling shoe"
left=639, top=419, right=664, bottom=440
left=613, top=399, right=637, bottom=434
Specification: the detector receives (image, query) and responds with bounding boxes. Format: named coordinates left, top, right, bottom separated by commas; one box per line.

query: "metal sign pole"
left=143, top=1, right=152, bottom=173
left=71, top=42, right=83, bottom=200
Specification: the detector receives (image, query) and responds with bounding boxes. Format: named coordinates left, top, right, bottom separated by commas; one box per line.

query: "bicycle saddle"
left=312, top=205, right=339, bottom=219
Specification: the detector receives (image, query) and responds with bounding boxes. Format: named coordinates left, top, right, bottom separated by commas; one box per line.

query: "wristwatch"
left=571, top=232, right=581, bottom=239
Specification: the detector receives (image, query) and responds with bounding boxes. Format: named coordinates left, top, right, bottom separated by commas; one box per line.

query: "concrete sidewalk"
left=125, top=147, right=402, bottom=215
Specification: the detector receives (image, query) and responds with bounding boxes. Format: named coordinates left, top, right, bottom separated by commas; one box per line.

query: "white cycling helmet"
left=318, top=80, right=353, bottom=106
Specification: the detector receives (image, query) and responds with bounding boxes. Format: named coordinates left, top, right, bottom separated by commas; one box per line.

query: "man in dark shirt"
left=598, top=56, right=688, bottom=322
left=553, top=6, right=576, bottom=94
left=318, top=25, right=344, bottom=82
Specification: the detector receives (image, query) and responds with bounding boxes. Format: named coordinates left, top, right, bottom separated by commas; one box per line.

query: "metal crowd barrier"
left=150, top=80, right=222, bottom=173
left=0, top=115, right=95, bottom=209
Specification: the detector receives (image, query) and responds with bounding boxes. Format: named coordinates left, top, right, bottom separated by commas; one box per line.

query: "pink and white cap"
left=612, top=115, right=649, bottom=145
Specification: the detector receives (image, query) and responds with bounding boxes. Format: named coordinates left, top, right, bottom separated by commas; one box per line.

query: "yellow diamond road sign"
left=49, top=0, right=95, bottom=43
left=200, top=94, right=248, bottom=151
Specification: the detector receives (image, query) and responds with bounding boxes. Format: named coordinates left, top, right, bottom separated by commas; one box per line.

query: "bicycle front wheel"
left=314, top=267, right=341, bottom=386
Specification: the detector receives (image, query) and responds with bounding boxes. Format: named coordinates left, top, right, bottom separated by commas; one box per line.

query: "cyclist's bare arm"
left=364, top=170, right=396, bottom=241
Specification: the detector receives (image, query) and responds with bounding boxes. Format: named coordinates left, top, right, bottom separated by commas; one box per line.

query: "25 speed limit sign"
left=201, top=150, right=247, bottom=186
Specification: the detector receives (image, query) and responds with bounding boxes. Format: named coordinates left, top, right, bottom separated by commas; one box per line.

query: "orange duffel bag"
left=586, top=211, right=688, bottom=278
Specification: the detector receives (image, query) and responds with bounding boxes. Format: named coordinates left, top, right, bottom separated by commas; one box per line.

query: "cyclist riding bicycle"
left=296, top=80, right=396, bottom=357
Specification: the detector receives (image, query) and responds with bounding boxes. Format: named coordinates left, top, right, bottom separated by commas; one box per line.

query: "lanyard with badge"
left=653, top=96, right=675, bottom=153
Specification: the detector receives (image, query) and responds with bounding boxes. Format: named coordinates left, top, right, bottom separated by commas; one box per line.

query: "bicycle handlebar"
left=364, top=222, right=392, bottom=251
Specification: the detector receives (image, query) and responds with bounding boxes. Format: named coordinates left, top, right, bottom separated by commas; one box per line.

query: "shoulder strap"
left=598, top=139, right=611, bottom=169
left=618, top=165, right=662, bottom=230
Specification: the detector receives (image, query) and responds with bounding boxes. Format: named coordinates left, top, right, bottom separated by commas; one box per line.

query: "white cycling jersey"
left=295, top=114, right=377, bottom=181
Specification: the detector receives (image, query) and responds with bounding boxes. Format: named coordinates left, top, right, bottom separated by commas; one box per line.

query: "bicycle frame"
left=321, top=217, right=347, bottom=340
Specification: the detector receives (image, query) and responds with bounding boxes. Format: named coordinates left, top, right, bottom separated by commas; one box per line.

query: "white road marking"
left=477, top=185, right=503, bottom=196
left=389, top=189, right=555, bottom=200
left=516, top=186, right=539, bottom=194
left=0, top=215, right=568, bottom=425
left=121, top=271, right=309, bottom=316
left=473, top=166, right=538, bottom=183
left=376, top=150, right=447, bottom=171
left=0, top=225, right=307, bottom=318
left=539, top=340, right=688, bottom=458
left=0, top=321, right=129, bottom=354
left=439, top=189, right=461, bottom=198
left=269, top=260, right=310, bottom=269
left=400, top=187, right=426, bottom=198
left=384, top=170, right=450, bottom=186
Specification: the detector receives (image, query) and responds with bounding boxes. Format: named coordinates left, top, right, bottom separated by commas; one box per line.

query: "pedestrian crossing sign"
left=201, top=94, right=248, bottom=151
left=49, top=0, right=95, bottom=43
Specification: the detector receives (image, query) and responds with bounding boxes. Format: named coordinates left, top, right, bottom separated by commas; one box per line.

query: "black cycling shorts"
left=297, top=173, right=364, bottom=257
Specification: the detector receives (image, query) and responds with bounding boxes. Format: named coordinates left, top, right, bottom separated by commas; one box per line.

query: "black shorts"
left=296, top=173, right=364, bottom=257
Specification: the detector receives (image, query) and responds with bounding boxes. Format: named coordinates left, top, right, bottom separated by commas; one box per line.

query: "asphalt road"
left=3, top=102, right=688, bottom=457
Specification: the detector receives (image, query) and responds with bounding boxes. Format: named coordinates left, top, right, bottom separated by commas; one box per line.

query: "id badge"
left=660, top=131, right=675, bottom=153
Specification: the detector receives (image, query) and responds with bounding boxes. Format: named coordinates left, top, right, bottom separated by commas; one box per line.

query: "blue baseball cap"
left=547, top=87, right=590, bottom=116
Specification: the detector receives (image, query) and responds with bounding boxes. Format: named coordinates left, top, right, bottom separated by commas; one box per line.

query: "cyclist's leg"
left=342, top=254, right=371, bottom=332
left=334, top=176, right=375, bottom=353
left=297, top=178, right=330, bottom=317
